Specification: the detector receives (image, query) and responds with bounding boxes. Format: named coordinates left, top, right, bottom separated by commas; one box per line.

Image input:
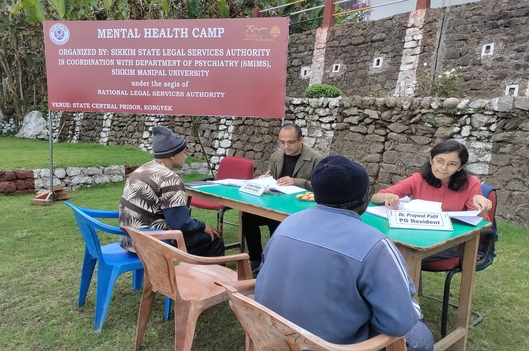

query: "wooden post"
left=322, top=0, right=335, bottom=28
left=252, top=8, right=261, bottom=18
left=416, top=0, right=431, bottom=10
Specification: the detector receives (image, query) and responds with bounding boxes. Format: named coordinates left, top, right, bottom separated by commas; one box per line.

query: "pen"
left=263, top=170, right=271, bottom=177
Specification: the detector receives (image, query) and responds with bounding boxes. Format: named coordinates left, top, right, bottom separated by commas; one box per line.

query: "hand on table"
left=276, top=176, right=294, bottom=186
left=204, top=224, right=221, bottom=241
left=473, top=194, right=492, bottom=217
left=383, top=194, right=400, bottom=210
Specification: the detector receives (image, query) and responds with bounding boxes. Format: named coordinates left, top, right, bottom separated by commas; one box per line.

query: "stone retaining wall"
left=45, top=94, right=529, bottom=227
left=0, top=162, right=209, bottom=196
left=287, top=0, right=529, bottom=99
left=0, top=117, right=16, bottom=135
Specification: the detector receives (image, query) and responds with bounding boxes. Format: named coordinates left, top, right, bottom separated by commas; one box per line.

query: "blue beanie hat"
left=311, top=156, right=370, bottom=210
left=152, top=125, right=186, bottom=158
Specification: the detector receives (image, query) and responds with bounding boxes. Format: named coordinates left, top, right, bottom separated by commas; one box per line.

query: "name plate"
left=388, top=210, right=453, bottom=231
left=239, top=181, right=268, bottom=196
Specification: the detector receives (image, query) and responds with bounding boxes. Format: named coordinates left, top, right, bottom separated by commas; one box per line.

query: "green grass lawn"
left=0, top=136, right=153, bottom=169
left=0, top=136, right=202, bottom=170
left=0, top=139, right=528, bottom=350
left=1, top=181, right=528, bottom=350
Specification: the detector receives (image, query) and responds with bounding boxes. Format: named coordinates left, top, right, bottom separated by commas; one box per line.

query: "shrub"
left=304, top=84, right=342, bottom=98
left=419, top=67, right=460, bottom=97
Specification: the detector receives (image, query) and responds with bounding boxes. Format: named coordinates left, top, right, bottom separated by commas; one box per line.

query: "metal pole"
left=259, top=0, right=306, bottom=13
left=416, top=0, right=431, bottom=10
left=334, top=0, right=409, bottom=8
left=332, top=0, right=410, bottom=18
left=46, top=111, right=54, bottom=201
left=289, top=4, right=325, bottom=16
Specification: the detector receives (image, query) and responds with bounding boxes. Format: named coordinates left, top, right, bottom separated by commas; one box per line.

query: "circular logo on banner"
left=49, top=23, right=70, bottom=45
left=270, top=26, right=281, bottom=37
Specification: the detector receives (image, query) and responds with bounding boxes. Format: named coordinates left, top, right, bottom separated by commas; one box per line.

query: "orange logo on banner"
left=244, top=24, right=280, bottom=42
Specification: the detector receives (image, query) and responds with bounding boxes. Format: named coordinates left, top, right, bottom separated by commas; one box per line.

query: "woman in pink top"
left=371, top=139, right=492, bottom=262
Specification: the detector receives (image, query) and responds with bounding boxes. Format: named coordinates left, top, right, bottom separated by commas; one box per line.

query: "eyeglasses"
left=433, top=157, right=460, bottom=169
left=277, top=139, right=299, bottom=147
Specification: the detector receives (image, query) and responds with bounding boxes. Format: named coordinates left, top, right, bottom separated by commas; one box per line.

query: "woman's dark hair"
left=420, top=139, right=469, bottom=191
left=280, top=123, right=303, bottom=138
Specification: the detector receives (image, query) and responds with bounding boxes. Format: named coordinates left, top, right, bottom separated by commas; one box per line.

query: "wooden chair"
left=216, top=280, right=407, bottom=351
left=121, top=226, right=252, bottom=351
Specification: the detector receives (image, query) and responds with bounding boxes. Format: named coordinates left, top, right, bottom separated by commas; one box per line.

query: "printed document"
left=247, top=176, right=305, bottom=195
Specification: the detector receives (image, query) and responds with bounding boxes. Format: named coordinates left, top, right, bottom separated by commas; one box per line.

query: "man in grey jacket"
left=244, top=123, right=322, bottom=272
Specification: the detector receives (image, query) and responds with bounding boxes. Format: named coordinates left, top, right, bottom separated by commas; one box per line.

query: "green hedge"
left=304, top=84, right=342, bottom=98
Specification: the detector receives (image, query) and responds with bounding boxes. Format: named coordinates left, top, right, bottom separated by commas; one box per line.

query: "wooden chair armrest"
left=215, top=279, right=256, bottom=296
left=227, top=279, right=256, bottom=295
left=234, top=258, right=253, bottom=280
left=178, top=251, right=252, bottom=279
left=122, top=226, right=252, bottom=277
left=146, top=229, right=184, bottom=241
left=121, top=227, right=186, bottom=247
left=336, top=335, right=406, bottom=351
left=179, top=252, right=250, bottom=266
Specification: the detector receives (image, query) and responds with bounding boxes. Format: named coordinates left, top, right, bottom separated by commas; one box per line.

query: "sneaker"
left=250, top=260, right=262, bottom=273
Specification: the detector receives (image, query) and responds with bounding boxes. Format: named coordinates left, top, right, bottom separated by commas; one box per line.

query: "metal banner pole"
left=46, top=111, right=54, bottom=201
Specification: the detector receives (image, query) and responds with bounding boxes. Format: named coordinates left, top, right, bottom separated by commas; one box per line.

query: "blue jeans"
left=177, top=231, right=225, bottom=257
left=242, top=212, right=280, bottom=261
left=405, top=320, right=435, bottom=351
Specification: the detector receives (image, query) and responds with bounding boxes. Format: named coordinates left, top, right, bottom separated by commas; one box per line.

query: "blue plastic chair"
left=65, top=201, right=145, bottom=333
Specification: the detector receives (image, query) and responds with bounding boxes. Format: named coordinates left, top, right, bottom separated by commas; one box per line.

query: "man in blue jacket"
left=255, top=155, right=433, bottom=350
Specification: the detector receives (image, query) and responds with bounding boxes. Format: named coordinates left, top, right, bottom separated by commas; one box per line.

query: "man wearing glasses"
left=244, top=123, right=323, bottom=273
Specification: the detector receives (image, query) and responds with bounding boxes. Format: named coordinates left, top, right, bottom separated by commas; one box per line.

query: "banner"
left=43, top=18, right=288, bottom=118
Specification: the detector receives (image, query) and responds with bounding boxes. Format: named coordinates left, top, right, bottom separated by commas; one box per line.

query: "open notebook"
left=366, top=198, right=483, bottom=226
left=246, top=176, right=306, bottom=195
left=195, top=177, right=306, bottom=195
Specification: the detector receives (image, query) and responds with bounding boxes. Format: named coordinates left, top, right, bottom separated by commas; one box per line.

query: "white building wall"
left=367, top=0, right=481, bottom=20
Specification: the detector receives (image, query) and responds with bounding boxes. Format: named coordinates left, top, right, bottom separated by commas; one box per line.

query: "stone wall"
left=32, top=166, right=127, bottom=194
left=52, top=111, right=284, bottom=174
left=286, top=0, right=529, bottom=99
left=440, top=1, right=529, bottom=97
left=0, top=163, right=210, bottom=195
left=46, top=94, right=529, bottom=226
left=0, top=117, right=16, bottom=135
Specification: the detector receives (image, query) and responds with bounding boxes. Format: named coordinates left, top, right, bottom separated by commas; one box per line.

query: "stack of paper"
left=400, top=199, right=441, bottom=212
left=446, top=210, right=483, bottom=226
left=185, top=180, right=214, bottom=188
left=208, top=178, right=248, bottom=187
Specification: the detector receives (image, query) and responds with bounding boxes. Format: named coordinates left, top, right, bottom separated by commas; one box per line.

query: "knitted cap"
left=152, top=125, right=186, bottom=158
left=312, top=156, right=370, bottom=210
